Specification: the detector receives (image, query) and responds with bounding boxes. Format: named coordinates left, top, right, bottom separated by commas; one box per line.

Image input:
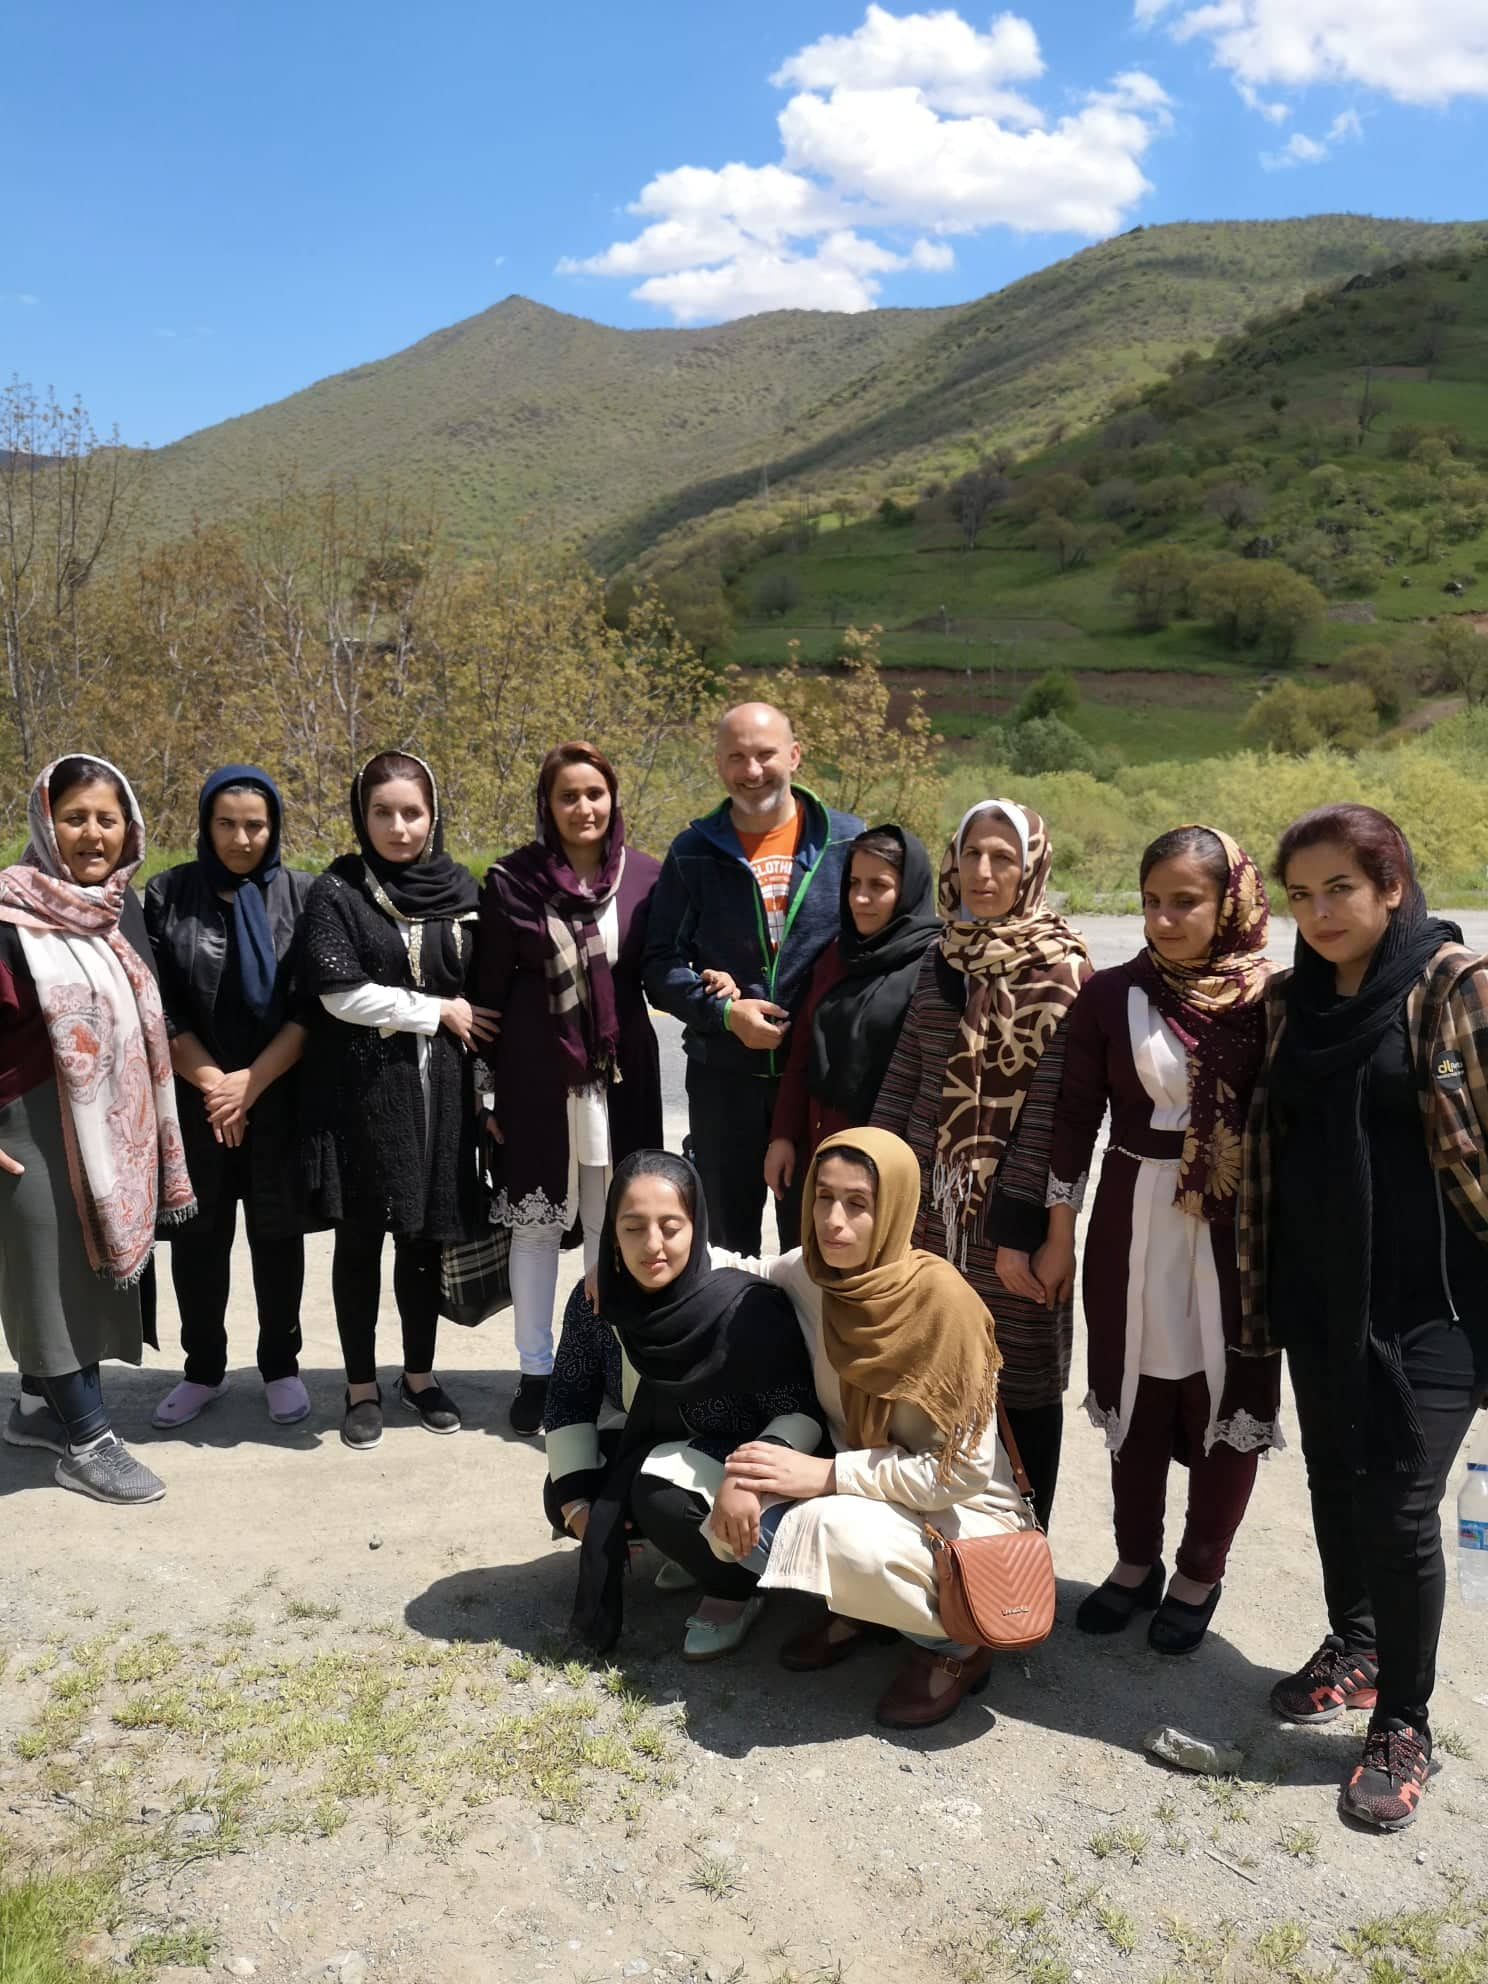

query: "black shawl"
left=808, top=825, right=939, bottom=1121
left=1277, top=883, right=1461, bottom=1470
left=570, top=1150, right=805, bottom=1653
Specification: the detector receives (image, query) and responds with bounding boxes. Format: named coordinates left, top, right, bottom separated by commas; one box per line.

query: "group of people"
left=1, top=701, right=1484, bottom=1835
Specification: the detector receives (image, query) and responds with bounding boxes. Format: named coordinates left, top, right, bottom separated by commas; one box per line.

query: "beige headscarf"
left=804, top=1127, right=1001, bottom=1480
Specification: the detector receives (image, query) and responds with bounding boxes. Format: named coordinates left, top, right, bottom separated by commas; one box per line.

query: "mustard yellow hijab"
left=803, top=1127, right=1001, bottom=1479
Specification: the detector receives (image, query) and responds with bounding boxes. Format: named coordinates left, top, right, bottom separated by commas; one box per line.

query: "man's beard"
left=731, top=778, right=789, bottom=817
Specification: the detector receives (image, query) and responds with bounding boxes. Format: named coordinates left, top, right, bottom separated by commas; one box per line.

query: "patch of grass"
left=1253, top=1920, right=1309, bottom=1968
left=1435, top=1725, right=1475, bottom=1762
left=285, top=1599, right=341, bottom=1624
left=127, top=1924, right=217, bottom=1969
left=1095, top=1903, right=1139, bottom=1955
left=689, top=1854, right=741, bottom=1902
left=1088, top=1822, right=1148, bottom=1864
left=0, top=1852, right=116, bottom=1984
left=1278, top=1822, right=1320, bottom=1863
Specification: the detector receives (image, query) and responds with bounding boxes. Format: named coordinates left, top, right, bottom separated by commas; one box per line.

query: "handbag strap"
left=994, top=1395, right=1043, bottom=1528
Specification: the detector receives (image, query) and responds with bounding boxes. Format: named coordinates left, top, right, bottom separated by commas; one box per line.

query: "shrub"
left=1015, top=671, right=1079, bottom=724
left=751, top=570, right=804, bottom=620
left=1196, top=557, right=1326, bottom=661
left=1113, top=545, right=1198, bottom=631
left=1002, top=715, right=1108, bottom=779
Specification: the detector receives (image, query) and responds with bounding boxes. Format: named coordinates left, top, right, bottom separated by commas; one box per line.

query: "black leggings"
left=22, top=1365, right=108, bottom=1444
left=1003, top=1399, right=1064, bottom=1532
left=1288, top=1316, right=1486, bottom=1729
left=628, top=1475, right=760, bottom=1601
left=330, top=1223, right=441, bottom=1387
left=169, top=1170, right=304, bottom=1387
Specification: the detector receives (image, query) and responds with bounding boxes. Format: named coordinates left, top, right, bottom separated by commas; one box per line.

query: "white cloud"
left=3, top=291, right=40, bottom=306
left=1237, top=79, right=1289, bottom=123
left=560, top=7, right=1171, bottom=322
left=1137, top=0, right=1488, bottom=107
left=1260, top=105, right=1364, bottom=169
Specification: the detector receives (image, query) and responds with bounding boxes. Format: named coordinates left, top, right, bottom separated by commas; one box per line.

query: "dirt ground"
left=3, top=918, right=1488, bottom=1984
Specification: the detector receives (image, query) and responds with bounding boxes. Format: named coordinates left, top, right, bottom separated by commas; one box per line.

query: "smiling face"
left=549, top=761, right=612, bottom=861
left=957, top=813, right=1023, bottom=921
left=1284, top=839, right=1403, bottom=989
left=716, top=704, right=800, bottom=823
left=1142, top=851, right=1223, bottom=966
left=364, top=775, right=432, bottom=865
left=52, top=779, right=129, bottom=885
left=614, top=1174, right=694, bottom=1291
left=209, top=789, right=274, bottom=877
left=847, top=850, right=902, bottom=938
left=812, top=1154, right=878, bottom=1271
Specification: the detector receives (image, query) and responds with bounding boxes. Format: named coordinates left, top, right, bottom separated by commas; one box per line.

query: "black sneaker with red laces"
left=1341, top=1720, right=1433, bottom=1831
left=1270, top=1635, right=1379, bottom=1723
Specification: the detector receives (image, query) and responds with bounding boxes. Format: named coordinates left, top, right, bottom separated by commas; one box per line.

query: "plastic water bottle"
left=1460, top=1457, right=1488, bottom=1606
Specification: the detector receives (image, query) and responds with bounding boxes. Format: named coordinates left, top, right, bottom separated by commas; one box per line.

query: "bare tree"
left=1355, top=367, right=1393, bottom=450
left=949, top=460, right=1011, bottom=552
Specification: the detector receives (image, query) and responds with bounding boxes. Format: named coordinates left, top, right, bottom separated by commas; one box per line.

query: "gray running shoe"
left=54, top=1433, right=166, bottom=1505
left=5, top=1398, right=69, bottom=1454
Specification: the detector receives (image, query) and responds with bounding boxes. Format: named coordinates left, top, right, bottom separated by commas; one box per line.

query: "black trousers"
left=1003, top=1399, right=1063, bottom=1533
left=22, top=1365, right=107, bottom=1443
left=685, top=1060, right=802, bottom=1256
left=628, top=1475, right=760, bottom=1600
left=169, top=1154, right=304, bottom=1387
left=331, top=1222, right=441, bottom=1387
left=1287, top=1316, right=1486, bottom=1729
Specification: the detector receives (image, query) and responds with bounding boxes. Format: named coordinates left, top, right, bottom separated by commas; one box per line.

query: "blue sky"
left=4, top=0, right=1485, bottom=448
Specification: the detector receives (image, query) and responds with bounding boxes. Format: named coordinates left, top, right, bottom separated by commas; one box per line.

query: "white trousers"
left=508, top=1163, right=608, bottom=1376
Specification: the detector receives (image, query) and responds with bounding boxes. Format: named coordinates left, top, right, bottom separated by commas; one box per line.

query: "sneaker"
left=1270, top=1635, right=1380, bottom=1724
left=508, top=1375, right=549, bottom=1436
left=341, top=1388, right=383, bottom=1451
left=264, top=1376, right=311, bottom=1425
left=152, top=1379, right=228, bottom=1429
left=397, top=1375, right=461, bottom=1434
left=4, top=1398, right=68, bottom=1455
left=55, top=1433, right=166, bottom=1506
left=1341, top=1720, right=1433, bottom=1831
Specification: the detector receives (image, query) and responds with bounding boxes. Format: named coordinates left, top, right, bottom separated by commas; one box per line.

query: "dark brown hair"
left=818, top=1143, right=880, bottom=1188
left=850, top=827, right=906, bottom=875
left=540, top=740, right=618, bottom=802
left=360, top=750, right=433, bottom=809
left=1139, top=825, right=1228, bottom=897
left=1273, top=803, right=1415, bottom=896
left=48, top=755, right=130, bottom=813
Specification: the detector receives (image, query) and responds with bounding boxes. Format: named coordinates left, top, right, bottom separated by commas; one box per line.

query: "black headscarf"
left=1277, top=875, right=1461, bottom=1470
left=196, top=764, right=282, bottom=1019
left=570, top=1149, right=805, bottom=1653
left=344, top=752, right=478, bottom=995
left=808, top=825, right=938, bottom=1120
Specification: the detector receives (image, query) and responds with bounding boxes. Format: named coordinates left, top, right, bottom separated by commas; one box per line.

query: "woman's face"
left=549, top=763, right=612, bottom=859
left=957, top=815, right=1023, bottom=921
left=52, top=780, right=128, bottom=885
left=812, top=1155, right=877, bottom=1270
left=1284, top=839, right=1402, bottom=978
left=847, top=851, right=902, bottom=938
left=615, top=1175, right=693, bottom=1291
left=1143, top=852, right=1222, bottom=965
left=364, top=776, right=431, bottom=865
left=209, top=790, right=273, bottom=877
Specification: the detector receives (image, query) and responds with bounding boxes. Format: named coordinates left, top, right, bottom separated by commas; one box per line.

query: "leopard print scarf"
left=934, top=801, right=1089, bottom=1267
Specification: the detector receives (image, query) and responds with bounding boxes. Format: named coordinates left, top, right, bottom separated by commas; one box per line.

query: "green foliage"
left=1336, top=641, right=1420, bottom=722
left=1427, top=618, right=1488, bottom=706
left=1195, top=558, right=1326, bottom=660
left=1112, top=545, right=1199, bottom=630
left=0, top=1850, right=115, bottom=1984
left=1242, top=679, right=1379, bottom=754
left=1015, top=671, right=1080, bottom=723
left=752, top=569, right=805, bottom=619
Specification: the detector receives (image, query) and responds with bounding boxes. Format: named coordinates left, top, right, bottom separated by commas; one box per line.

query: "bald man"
left=643, top=704, right=862, bottom=1252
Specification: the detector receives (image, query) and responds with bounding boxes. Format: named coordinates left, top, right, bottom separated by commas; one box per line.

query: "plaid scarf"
left=934, top=801, right=1089, bottom=1267
left=1129, top=827, right=1272, bottom=1227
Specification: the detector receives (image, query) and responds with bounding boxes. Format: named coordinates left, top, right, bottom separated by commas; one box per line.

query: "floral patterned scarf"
left=0, top=759, right=195, bottom=1285
left=935, top=800, right=1089, bottom=1266
left=1128, top=825, right=1271, bottom=1226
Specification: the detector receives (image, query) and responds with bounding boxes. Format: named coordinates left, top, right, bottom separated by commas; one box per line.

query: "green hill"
left=132, top=216, right=1481, bottom=564
left=713, top=229, right=1488, bottom=771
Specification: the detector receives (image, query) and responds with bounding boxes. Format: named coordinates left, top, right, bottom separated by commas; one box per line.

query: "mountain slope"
left=134, top=298, right=946, bottom=551
left=134, top=216, right=1485, bottom=567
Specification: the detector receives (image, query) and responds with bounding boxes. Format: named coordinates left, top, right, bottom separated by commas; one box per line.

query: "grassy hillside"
left=717, top=230, right=1488, bottom=769
left=131, top=216, right=1481, bottom=565
left=133, top=299, right=943, bottom=551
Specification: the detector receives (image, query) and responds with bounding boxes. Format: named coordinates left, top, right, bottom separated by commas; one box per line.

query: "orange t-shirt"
left=737, top=803, right=804, bottom=950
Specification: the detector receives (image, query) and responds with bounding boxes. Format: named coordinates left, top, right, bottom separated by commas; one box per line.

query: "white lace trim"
left=1208, top=1409, right=1286, bottom=1456
left=492, top=1186, right=568, bottom=1233
left=1046, top=1172, right=1087, bottom=1212
left=1082, top=1390, right=1123, bottom=1451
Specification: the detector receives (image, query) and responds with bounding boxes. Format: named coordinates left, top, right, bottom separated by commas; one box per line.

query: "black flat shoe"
left=1149, top=1578, right=1223, bottom=1656
left=508, top=1375, right=548, bottom=1436
left=341, top=1388, right=383, bottom=1451
left=397, top=1375, right=461, bottom=1434
left=1075, top=1561, right=1166, bottom=1635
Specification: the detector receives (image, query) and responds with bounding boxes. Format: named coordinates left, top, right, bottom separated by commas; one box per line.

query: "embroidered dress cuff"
left=1045, top=1172, right=1086, bottom=1212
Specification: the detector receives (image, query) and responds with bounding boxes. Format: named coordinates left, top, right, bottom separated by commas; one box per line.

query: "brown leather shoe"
left=874, top=1644, right=995, bottom=1729
left=780, top=1611, right=894, bottom=1672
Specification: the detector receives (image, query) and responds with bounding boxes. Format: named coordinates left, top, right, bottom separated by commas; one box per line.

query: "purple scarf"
left=495, top=777, right=626, bottom=1093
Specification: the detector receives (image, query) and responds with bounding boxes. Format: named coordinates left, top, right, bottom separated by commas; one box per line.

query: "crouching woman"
left=723, top=1127, right=1034, bottom=1730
